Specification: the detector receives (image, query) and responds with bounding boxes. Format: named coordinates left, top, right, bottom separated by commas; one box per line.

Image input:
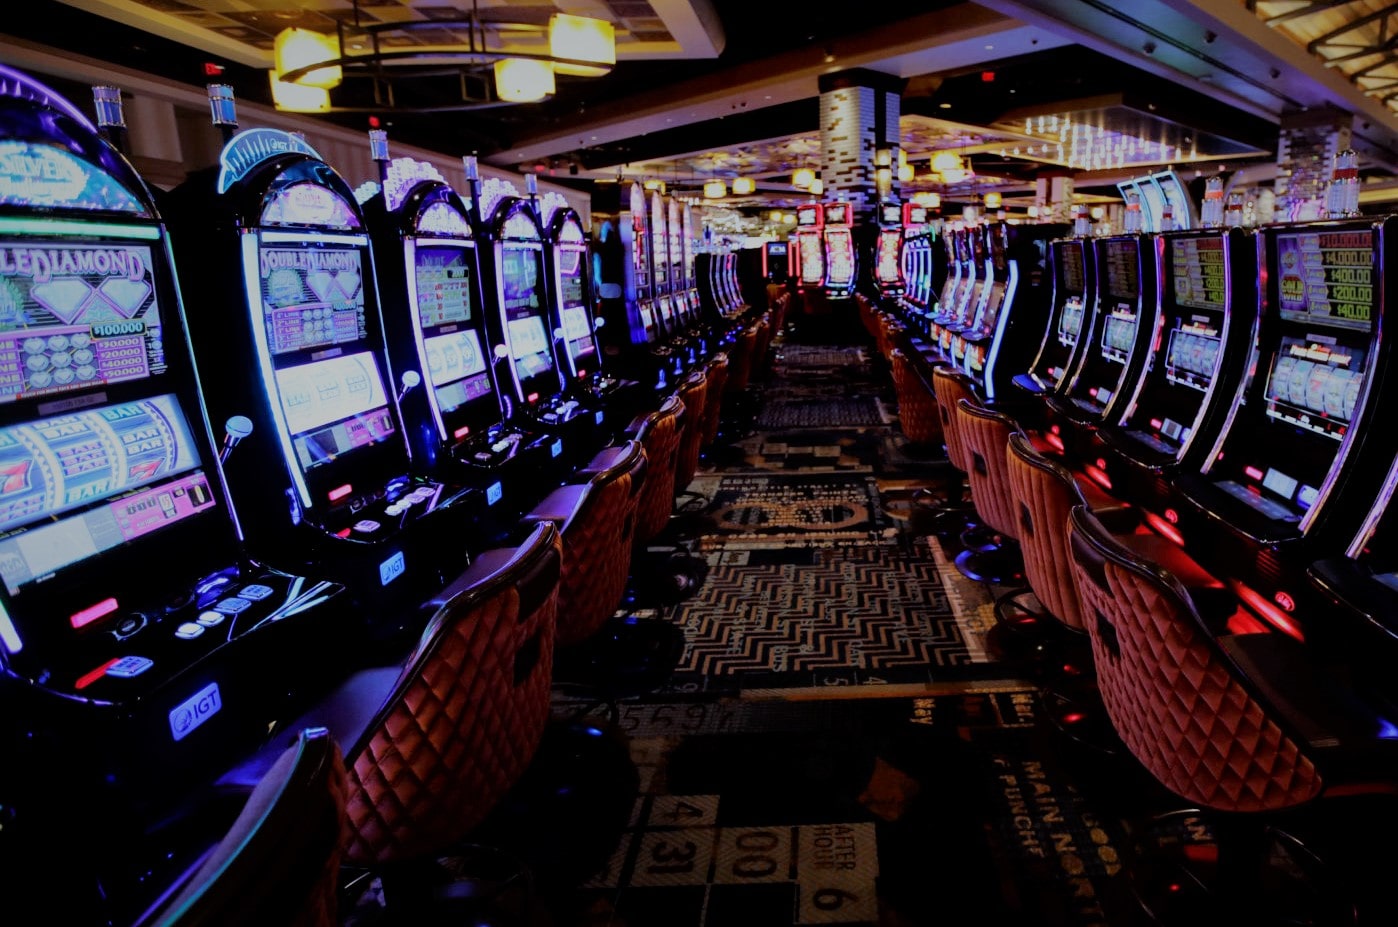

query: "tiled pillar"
left=1036, top=171, right=1074, bottom=224
left=1275, top=107, right=1351, bottom=223
left=818, top=69, right=905, bottom=224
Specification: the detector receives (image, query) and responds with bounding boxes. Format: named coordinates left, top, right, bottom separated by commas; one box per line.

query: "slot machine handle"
left=397, top=370, right=421, bottom=403
left=221, top=415, right=254, bottom=465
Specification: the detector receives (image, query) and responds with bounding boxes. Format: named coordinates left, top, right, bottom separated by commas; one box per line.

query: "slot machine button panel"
left=113, top=615, right=147, bottom=640
left=196, top=610, right=227, bottom=628
left=212, top=597, right=252, bottom=615
left=106, top=656, right=155, bottom=678
left=174, top=622, right=205, bottom=639
left=238, top=584, right=275, bottom=602
left=353, top=519, right=381, bottom=534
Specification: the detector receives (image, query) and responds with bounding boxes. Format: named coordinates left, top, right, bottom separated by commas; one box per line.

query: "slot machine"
left=1014, top=236, right=1095, bottom=420
left=822, top=201, right=857, bottom=299
left=1094, top=226, right=1256, bottom=508
left=649, top=190, right=682, bottom=353
left=953, top=222, right=1007, bottom=380
left=874, top=201, right=905, bottom=298
left=681, top=200, right=704, bottom=328
left=163, top=91, right=469, bottom=626
left=359, top=146, right=556, bottom=533
left=0, top=68, right=348, bottom=919
left=794, top=203, right=825, bottom=293
left=763, top=240, right=791, bottom=285
left=1170, top=218, right=1398, bottom=640
left=468, top=171, right=604, bottom=470
left=974, top=222, right=1067, bottom=404
left=592, top=179, right=678, bottom=394
left=940, top=225, right=991, bottom=358
left=1042, top=233, right=1160, bottom=459
left=929, top=226, right=974, bottom=351
left=535, top=188, right=644, bottom=420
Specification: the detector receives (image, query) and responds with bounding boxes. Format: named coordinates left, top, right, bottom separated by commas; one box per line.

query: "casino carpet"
left=349, top=307, right=1196, bottom=926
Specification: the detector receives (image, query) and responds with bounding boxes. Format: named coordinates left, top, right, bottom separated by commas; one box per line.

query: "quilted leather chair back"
left=144, top=728, right=346, bottom=927
left=701, top=353, right=729, bottom=447
left=631, top=395, right=683, bottom=543
left=1006, top=432, right=1090, bottom=631
left=342, top=522, right=562, bottom=864
left=1066, top=506, right=1323, bottom=813
left=726, top=324, right=759, bottom=394
left=931, top=366, right=975, bottom=474
left=891, top=349, right=941, bottom=445
left=956, top=399, right=1019, bottom=540
left=675, top=372, right=708, bottom=490
left=539, top=440, right=645, bottom=646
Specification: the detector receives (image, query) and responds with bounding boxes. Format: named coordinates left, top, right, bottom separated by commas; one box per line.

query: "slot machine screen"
left=1067, top=238, right=1140, bottom=414
left=0, top=239, right=167, bottom=402
left=825, top=228, right=855, bottom=287
left=938, top=237, right=960, bottom=309
left=880, top=204, right=901, bottom=226
left=258, top=242, right=368, bottom=356
left=630, top=184, right=649, bottom=297
left=876, top=229, right=902, bottom=287
left=1119, top=234, right=1227, bottom=456
left=499, top=245, right=556, bottom=396
left=973, top=280, right=1007, bottom=337
left=273, top=352, right=394, bottom=471
left=1201, top=228, right=1374, bottom=525
left=411, top=245, right=495, bottom=437
left=556, top=243, right=597, bottom=378
left=0, top=393, right=216, bottom=595
left=990, top=228, right=1007, bottom=274
left=1155, top=172, right=1193, bottom=230
left=799, top=233, right=825, bottom=285
left=1028, top=240, right=1087, bottom=388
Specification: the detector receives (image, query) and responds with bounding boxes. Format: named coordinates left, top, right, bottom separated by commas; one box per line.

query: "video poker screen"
left=0, top=393, right=216, bottom=594
left=0, top=240, right=167, bottom=403
left=500, top=245, right=555, bottom=392
left=412, top=244, right=494, bottom=420
left=258, top=243, right=368, bottom=356
left=557, top=246, right=597, bottom=376
left=273, top=352, right=395, bottom=472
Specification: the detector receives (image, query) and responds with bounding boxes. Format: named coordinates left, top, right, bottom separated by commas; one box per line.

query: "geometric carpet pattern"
left=701, top=473, right=892, bottom=546
left=755, top=397, right=885, bottom=429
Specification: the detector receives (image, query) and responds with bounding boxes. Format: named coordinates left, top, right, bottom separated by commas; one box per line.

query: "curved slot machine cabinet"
left=794, top=203, right=826, bottom=295
left=681, top=200, right=701, bottom=323
left=822, top=201, right=857, bottom=299
left=1016, top=236, right=1094, bottom=429
left=668, top=196, right=706, bottom=353
left=874, top=201, right=905, bottom=299
left=1044, top=234, right=1160, bottom=457
left=0, top=68, right=349, bottom=919
left=361, top=153, right=555, bottom=533
left=649, top=189, right=687, bottom=365
left=163, top=119, right=466, bottom=625
left=1097, top=227, right=1257, bottom=507
left=941, top=225, right=991, bottom=359
left=1172, top=218, right=1398, bottom=639
left=977, top=222, right=1066, bottom=405
left=929, top=227, right=974, bottom=352
left=536, top=190, right=643, bottom=422
left=928, top=226, right=962, bottom=340
left=957, top=222, right=1009, bottom=388
left=472, top=177, right=604, bottom=470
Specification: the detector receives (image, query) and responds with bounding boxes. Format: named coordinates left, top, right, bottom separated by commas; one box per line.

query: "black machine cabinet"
left=1017, top=236, right=1096, bottom=410
left=1170, top=218, right=1398, bottom=639
left=0, top=67, right=348, bottom=921
left=361, top=154, right=555, bottom=532
left=163, top=127, right=470, bottom=623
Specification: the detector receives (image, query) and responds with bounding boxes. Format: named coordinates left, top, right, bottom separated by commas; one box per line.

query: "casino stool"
left=1066, top=505, right=1398, bottom=927
left=137, top=728, right=346, bottom=927
left=891, top=348, right=943, bottom=448
left=220, top=521, right=561, bottom=891
left=626, top=396, right=706, bottom=603
left=752, top=314, right=774, bottom=378
left=909, top=365, right=978, bottom=537
left=700, top=352, right=730, bottom=449
left=717, top=322, right=761, bottom=440
left=952, top=397, right=1026, bottom=586
left=673, top=369, right=710, bottom=516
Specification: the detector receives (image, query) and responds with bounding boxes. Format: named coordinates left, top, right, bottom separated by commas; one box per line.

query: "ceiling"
left=14, top=0, right=1398, bottom=211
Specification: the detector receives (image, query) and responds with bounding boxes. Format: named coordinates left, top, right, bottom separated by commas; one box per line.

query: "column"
left=817, top=69, right=906, bottom=223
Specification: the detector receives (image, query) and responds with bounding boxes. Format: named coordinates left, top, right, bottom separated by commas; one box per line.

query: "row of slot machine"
left=896, top=219, right=1065, bottom=403
left=790, top=201, right=859, bottom=298
left=0, top=68, right=695, bottom=916
left=590, top=180, right=749, bottom=392
left=899, top=202, right=1398, bottom=705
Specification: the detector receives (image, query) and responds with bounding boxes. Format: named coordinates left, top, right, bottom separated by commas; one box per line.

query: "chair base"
left=553, top=616, right=687, bottom=703
left=1040, top=684, right=1122, bottom=759
left=627, top=550, right=709, bottom=606
left=953, top=541, right=1024, bottom=585
left=1126, top=811, right=1356, bottom=927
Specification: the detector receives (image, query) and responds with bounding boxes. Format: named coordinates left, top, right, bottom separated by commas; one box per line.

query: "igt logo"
left=169, top=682, right=222, bottom=742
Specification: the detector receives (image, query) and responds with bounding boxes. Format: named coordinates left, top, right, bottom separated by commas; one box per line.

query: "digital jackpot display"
left=1171, top=235, right=1225, bottom=311
left=1059, top=241, right=1085, bottom=295
left=412, top=245, right=492, bottom=415
left=0, top=241, right=166, bottom=403
left=258, top=244, right=368, bottom=356
left=1102, top=238, right=1139, bottom=301
left=1276, top=230, right=1372, bottom=331
left=556, top=241, right=597, bottom=375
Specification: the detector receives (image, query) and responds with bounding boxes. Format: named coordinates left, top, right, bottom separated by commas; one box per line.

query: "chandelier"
left=929, top=150, right=974, bottom=185
left=270, top=0, right=616, bottom=113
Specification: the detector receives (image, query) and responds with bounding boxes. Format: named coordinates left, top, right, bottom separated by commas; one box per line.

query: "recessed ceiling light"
left=939, top=103, right=952, bottom=109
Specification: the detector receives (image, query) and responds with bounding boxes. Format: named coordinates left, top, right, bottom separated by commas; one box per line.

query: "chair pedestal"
left=953, top=538, right=1023, bottom=585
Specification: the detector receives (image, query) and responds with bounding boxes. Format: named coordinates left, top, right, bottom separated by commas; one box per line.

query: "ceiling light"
left=809, top=178, right=824, bottom=195
left=931, top=152, right=963, bottom=173
left=897, top=164, right=914, bottom=182
left=792, top=167, right=816, bottom=188
left=732, top=176, right=755, bottom=195
left=274, top=28, right=342, bottom=89
left=770, top=210, right=783, bottom=221
left=494, top=59, right=555, bottom=103
left=704, top=179, right=727, bottom=198
left=549, top=13, right=615, bottom=77
left=784, top=213, right=797, bottom=223
left=268, top=70, right=331, bottom=112
left=984, top=192, right=1002, bottom=209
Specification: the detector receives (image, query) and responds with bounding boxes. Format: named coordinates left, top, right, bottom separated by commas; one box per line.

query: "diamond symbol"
left=305, top=270, right=334, bottom=302
left=31, top=279, right=94, bottom=323
left=97, top=279, right=151, bottom=318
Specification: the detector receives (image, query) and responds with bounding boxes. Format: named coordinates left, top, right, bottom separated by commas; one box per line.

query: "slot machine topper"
left=467, top=172, right=600, bottom=465
left=0, top=68, right=349, bottom=909
left=1170, top=218, right=1398, bottom=638
left=874, top=201, right=905, bottom=297
left=359, top=145, right=554, bottom=529
left=822, top=201, right=856, bottom=298
left=163, top=89, right=467, bottom=621
left=1016, top=236, right=1096, bottom=404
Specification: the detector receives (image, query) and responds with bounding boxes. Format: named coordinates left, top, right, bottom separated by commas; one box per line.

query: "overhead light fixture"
left=549, top=13, right=616, bottom=77
left=704, top=179, right=727, bottom=199
left=769, top=210, right=783, bottom=221
left=913, top=191, right=941, bottom=208
left=268, top=70, right=331, bottom=113
left=644, top=178, right=665, bottom=191
left=897, top=164, right=914, bottom=183
left=792, top=167, right=816, bottom=189
left=931, top=151, right=964, bottom=174
left=1091, top=206, right=1105, bottom=220
left=732, top=176, right=755, bottom=195
left=809, top=178, right=824, bottom=196
left=268, top=2, right=614, bottom=113
left=494, top=58, right=555, bottom=103
left=985, top=192, right=1002, bottom=209
left=875, top=148, right=893, bottom=168
left=783, top=212, right=797, bottom=223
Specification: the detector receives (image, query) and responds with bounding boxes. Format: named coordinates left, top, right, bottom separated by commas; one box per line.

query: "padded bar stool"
left=139, top=728, right=346, bottom=927
left=914, top=365, right=978, bottom=534
left=700, top=352, right=729, bottom=449
left=953, top=397, right=1025, bottom=586
left=628, top=395, right=683, bottom=547
left=891, top=348, right=942, bottom=447
left=675, top=370, right=708, bottom=496
left=1066, top=505, right=1398, bottom=926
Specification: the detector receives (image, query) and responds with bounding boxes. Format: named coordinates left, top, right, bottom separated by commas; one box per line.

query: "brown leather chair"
left=700, top=352, right=729, bottom=448
left=523, top=440, right=645, bottom=647
left=674, top=370, right=708, bottom=492
left=953, top=397, right=1024, bottom=585
left=905, top=364, right=978, bottom=535
left=1066, top=504, right=1398, bottom=922
left=628, top=394, right=683, bottom=546
left=724, top=323, right=760, bottom=395
left=141, top=728, right=346, bottom=927
left=891, top=348, right=942, bottom=446
left=221, top=522, right=562, bottom=868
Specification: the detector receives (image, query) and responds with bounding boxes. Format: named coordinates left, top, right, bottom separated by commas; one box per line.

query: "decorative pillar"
left=817, top=69, right=906, bottom=223
left=1036, top=170, right=1074, bottom=224
left=1275, top=106, right=1351, bottom=223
